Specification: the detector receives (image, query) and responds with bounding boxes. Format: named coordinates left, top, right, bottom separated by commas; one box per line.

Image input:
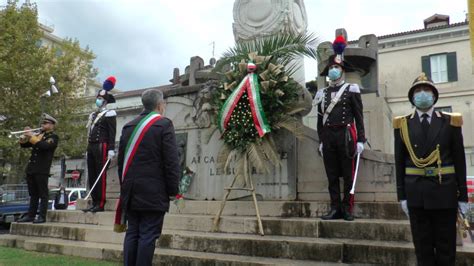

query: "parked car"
left=0, top=184, right=51, bottom=225
left=49, top=187, right=86, bottom=210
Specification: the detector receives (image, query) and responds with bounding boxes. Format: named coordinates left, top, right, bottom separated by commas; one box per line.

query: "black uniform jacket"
left=394, top=111, right=467, bottom=209
left=88, top=109, right=116, bottom=151
left=20, top=131, right=59, bottom=175
left=317, top=82, right=366, bottom=143
left=117, top=112, right=180, bottom=212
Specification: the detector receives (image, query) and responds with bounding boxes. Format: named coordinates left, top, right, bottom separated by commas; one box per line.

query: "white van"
left=49, top=188, right=87, bottom=210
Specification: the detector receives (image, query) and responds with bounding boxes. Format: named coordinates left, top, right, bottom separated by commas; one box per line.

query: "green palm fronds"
left=215, top=33, right=319, bottom=76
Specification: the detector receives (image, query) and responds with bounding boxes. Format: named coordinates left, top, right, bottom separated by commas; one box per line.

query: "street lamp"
left=40, top=76, right=59, bottom=114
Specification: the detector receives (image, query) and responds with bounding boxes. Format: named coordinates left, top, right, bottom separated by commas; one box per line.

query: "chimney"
left=424, top=14, right=450, bottom=29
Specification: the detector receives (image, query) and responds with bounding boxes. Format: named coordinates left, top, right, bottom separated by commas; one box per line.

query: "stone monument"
left=233, top=0, right=308, bottom=85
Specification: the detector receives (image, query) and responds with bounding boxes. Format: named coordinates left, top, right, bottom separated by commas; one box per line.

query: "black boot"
left=33, top=216, right=46, bottom=224
left=90, top=206, right=104, bottom=213
left=321, top=208, right=342, bottom=220
left=17, top=215, right=34, bottom=223
left=82, top=205, right=95, bottom=213
left=343, top=211, right=354, bottom=221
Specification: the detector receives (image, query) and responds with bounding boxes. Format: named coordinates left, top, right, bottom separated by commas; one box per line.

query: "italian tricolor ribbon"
left=218, top=69, right=271, bottom=137
left=114, top=111, right=162, bottom=232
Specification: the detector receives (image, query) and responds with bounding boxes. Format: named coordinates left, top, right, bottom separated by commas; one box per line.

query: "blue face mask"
left=413, top=91, right=434, bottom=109
left=95, top=98, right=104, bottom=108
left=328, top=67, right=342, bottom=81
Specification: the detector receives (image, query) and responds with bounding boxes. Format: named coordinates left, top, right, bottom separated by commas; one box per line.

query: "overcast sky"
left=2, top=0, right=468, bottom=91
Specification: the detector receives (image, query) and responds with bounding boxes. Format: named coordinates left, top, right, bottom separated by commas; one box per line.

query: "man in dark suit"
left=394, top=73, right=468, bottom=266
left=118, top=89, right=180, bottom=266
left=17, top=114, right=59, bottom=224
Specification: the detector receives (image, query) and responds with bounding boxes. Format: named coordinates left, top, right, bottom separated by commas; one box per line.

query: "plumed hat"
left=96, top=76, right=116, bottom=104
left=408, top=72, right=438, bottom=106
left=320, top=35, right=355, bottom=76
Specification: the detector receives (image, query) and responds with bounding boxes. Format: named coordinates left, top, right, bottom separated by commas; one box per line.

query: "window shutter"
left=447, top=52, right=458, bottom=82
left=421, top=56, right=431, bottom=79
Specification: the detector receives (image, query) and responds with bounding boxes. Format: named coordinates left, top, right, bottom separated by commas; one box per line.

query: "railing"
left=0, top=184, right=29, bottom=203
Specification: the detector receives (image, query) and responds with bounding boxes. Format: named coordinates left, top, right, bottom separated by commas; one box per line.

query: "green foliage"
left=215, top=33, right=318, bottom=76
left=0, top=246, right=119, bottom=265
left=0, top=1, right=96, bottom=181
left=221, top=93, right=259, bottom=150
left=212, top=33, right=316, bottom=151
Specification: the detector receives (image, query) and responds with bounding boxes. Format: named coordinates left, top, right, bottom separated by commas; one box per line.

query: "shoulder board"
left=348, top=83, right=360, bottom=93
left=393, top=116, right=403, bottom=129
left=442, top=112, right=463, bottom=127
left=393, top=114, right=410, bottom=129
left=105, top=110, right=117, bottom=117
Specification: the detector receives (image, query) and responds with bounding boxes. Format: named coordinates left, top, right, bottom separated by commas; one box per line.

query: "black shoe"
left=82, top=206, right=95, bottom=213
left=17, top=216, right=34, bottom=223
left=90, top=206, right=104, bottom=213
left=321, top=209, right=342, bottom=220
left=33, top=216, right=46, bottom=224
left=343, top=212, right=354, bottom=221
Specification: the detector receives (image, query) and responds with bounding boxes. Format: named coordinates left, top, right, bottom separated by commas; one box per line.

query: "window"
left=421, top=52, right=457, bottom=83
left=69, top=191, right=78, bottom=202
left=430, top=54, right=447, bottom=83
left=434, top=106, right=452, bottom=113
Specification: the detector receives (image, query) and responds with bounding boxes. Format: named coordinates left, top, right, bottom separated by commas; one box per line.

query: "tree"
left=0, top=1, right=97, bottom=183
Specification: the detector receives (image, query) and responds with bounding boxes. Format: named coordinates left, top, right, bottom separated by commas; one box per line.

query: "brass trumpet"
left=8, top=128, right=41, bottom=138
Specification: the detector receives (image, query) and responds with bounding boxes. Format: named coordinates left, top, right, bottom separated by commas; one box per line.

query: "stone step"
left=0, top=227, right=474, bottom=265
left=10, top=223, right=343, bottom=261
left=4, top=227, right=474, bottom=265
left=46, top=211, right=411, bottom=241
left=76, top=199, right=407, bottom=220
left=0, top=234, right=347, bottom=265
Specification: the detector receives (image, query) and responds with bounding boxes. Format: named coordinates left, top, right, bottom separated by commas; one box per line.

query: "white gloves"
left=459, top=201, right=469, bottom=215
left=357, top=142, right=364, bottom=154
left=107, top=150, right=115, bottom=160
left=318, top=143, right=323, bottom=156
left=400, top=200, right=409, bottom=217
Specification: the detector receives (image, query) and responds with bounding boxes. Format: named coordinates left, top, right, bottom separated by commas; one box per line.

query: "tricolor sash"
left=218, top=72, right=270, bottom=138
left=114, top=112, right=162, bottom=232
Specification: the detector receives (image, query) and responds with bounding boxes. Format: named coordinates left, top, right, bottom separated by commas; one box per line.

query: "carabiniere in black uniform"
left=86, top=107, right=116, bottom=210
left=85, top=79, right=117, bottom=213
left=317, top=80, right=366, bottom=217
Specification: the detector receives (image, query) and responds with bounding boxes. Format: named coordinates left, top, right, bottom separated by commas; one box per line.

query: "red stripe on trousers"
left=348, top=123, right=357, bottom=213
left=100, top=143, right=108, bottom=208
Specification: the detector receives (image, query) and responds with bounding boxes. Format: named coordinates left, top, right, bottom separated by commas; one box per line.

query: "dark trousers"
left=87, top=142, right=108, bottom=208
left=321, top=125, right=356, bottom=213
left=26, top=173, right=49, bottom=219
left=123, top=210, right=165, bottom=266
left=408, top=207, right=457, bottom=266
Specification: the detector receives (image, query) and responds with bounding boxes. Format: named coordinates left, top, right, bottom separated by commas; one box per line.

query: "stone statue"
left=191, top=80, right=219, bottom=128
left=233, top=0, right=308, bottom=42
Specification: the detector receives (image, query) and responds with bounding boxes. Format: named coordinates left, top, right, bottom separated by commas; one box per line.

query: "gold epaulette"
left=29, top=135, right=42, bottom=145
left=442, top=112, right=463, bottom=127
left=393, top=115, right=406, bottom=129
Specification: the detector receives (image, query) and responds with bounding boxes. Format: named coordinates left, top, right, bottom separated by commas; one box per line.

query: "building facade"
left=304, top=14, right=474, bottom=174
left=377, top=15, right=474, bottom=174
